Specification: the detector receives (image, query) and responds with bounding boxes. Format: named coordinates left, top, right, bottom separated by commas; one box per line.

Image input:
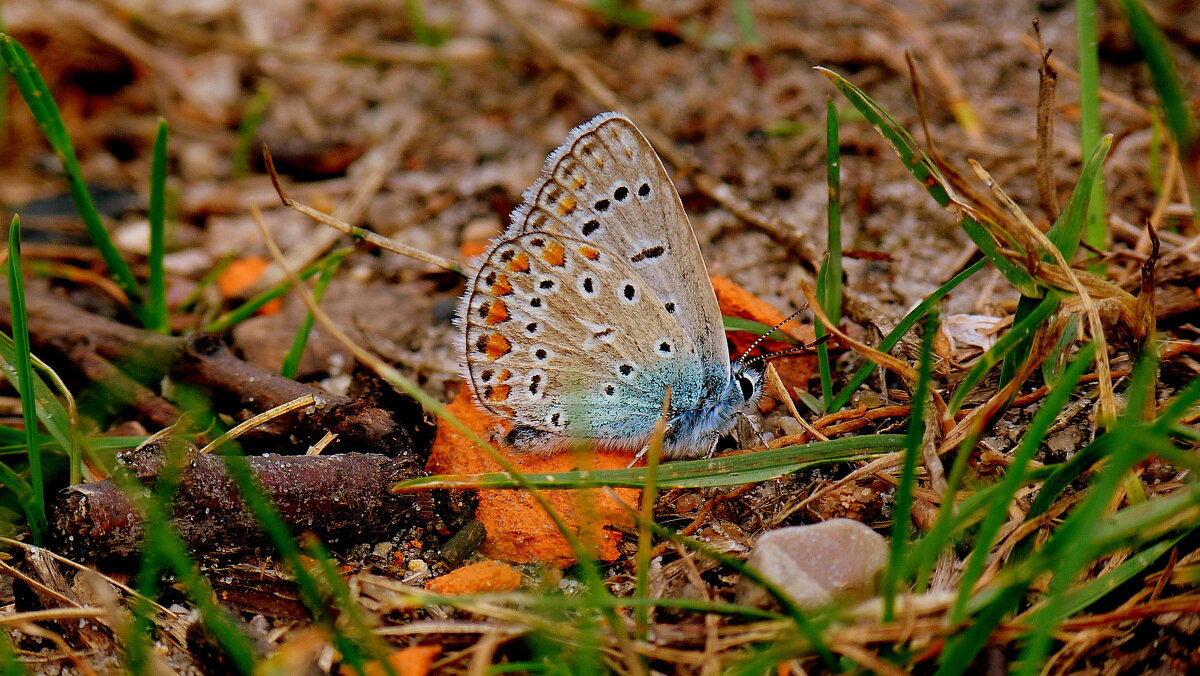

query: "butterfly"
left=457, top=112, right=764, bottom=459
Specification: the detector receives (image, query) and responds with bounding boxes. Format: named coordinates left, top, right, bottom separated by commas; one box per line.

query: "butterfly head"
left=658, top=361, right=763, bottom=458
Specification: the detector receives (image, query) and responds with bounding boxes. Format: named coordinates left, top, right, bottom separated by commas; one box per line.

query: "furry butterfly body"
left=458, top=113, right=762, bottom=458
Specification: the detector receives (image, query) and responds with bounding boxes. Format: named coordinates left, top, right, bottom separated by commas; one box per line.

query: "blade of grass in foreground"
left=5, top=216, right=47, bottom=543
left=949, top=343, right=1095, bottom=625
left=882, top=312, right=937, bottom=622
left=0, top=35, right=146, bottom=323
left=399, top=434, right=904, bottom=490
left=1015, top=350, right=1159, bottom=674
left=0, top=333, right=78, bottom=482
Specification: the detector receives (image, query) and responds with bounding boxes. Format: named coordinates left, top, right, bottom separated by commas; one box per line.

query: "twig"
left=264, top=145, right=463, bottom=275
left=1034, top=19, right=1060, bottom=222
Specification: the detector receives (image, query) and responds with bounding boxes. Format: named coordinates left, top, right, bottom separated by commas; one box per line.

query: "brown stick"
left=1034, top=19, right=1060, bottom=223
left=0, top=288, right=430, bottom=457
left=51, top=440, right=432, bottom=560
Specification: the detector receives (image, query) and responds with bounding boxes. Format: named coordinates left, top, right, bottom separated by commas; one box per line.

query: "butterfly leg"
left=739, top=412, right=770, bottom=450
left=628, top=445, right=648, bottom=468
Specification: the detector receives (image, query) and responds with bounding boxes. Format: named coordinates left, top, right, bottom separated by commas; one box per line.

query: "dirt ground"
left=1, top=0, right=1198, bottom=673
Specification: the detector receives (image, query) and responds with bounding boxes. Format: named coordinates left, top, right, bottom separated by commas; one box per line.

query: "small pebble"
left=736, top=518, right=889, bottom=610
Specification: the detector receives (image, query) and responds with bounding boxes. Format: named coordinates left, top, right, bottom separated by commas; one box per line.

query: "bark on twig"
left=51, top=440, right=432, bottom=560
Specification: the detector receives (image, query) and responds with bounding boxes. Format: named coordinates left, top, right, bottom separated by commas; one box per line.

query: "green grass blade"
left=280, top=249, right=348, bottom=379
left=723, top=316, right=804, bottom=346
left=1047, top=134, right=1112, bottom=259
left=231, top=83, right=274, bottom=177
left=0, top=35, right=146, bottom=322
left=1076, top=0, right=1108, bottom=270
left=0, top=624, right=27, bottom=676
left=818, top=67, right=1040, bottom=295
left=1015, top=351, right=1159, bottom=673
left=147, top=118, right=170, bottom=334
left=936, top=583, right=1028, bottom=676
left=1003, top=135, right=1109, bottom=385
left=5, top=216, right=47, bottom=542
left=205, top=250, right=341, bottom=333
left=400, top=434, right=904, bottom=490
left=1117, top=0, right=1198, bottom=225
left=0, top=334, right=76, bottom=476
left=827, top=258, right=985, bottom=412
left=1055, top=529, right=1190, bottom=618
left=731, top=0, right=762, bottom=48
left=882, top=312, right=937, bottom=621
left=816, top=98, right=843, bottom=410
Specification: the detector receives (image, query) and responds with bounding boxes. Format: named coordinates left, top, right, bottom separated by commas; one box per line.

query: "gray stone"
left=736, top=519, right=889, bottom=610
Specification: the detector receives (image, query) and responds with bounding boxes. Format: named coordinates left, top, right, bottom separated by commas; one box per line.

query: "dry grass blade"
left=263, top=146, right=462, bottom=275
left=199, top=393, right=317, bottom=454
left=801, top=280, right=949, bottom=429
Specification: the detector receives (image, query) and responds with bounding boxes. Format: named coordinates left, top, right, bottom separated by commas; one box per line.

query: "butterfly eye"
left=738, top=374, right=757, bottom=401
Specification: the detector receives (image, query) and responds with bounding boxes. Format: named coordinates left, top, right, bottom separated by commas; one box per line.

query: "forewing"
left=506, top=113, right=729, bottom=375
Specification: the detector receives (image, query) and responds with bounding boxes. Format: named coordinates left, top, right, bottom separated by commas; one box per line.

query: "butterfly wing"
left=510, top=113, right=729, bottom=378
left=460, top=113, right=730, bottom=448
left=461, top=231, right=702, bottom=445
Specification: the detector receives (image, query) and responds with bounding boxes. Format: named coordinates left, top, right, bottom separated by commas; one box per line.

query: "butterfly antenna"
left=733, top=304, right=809, bottom=367
left=743, top=334, right=832, bottom=368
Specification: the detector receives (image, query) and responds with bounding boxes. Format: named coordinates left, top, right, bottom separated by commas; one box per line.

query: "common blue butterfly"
left=458, top=113, right=763, bottom=458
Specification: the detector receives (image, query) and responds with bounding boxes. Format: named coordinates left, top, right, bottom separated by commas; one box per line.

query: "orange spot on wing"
left=492, top=274, right=513, bottom=295
left=486, top=384, right=512, bottom=402
left=486, top=299, right=510, bottom=324
left=556, top=195, right=577, bottom=215
left=542, top=241, right=565, bottom=267
left=497, top=369, right=512, bottom=382
left=484, top=334, right=512, bottom=360
left=507, top=252, right=530, bottom=273
left=579, top=246, right=600, bottom=260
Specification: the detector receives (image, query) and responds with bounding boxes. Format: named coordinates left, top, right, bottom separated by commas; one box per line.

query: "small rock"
left=736, top=519, right=888, bottom=610
left=425, top=560, right=522, bottom=595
